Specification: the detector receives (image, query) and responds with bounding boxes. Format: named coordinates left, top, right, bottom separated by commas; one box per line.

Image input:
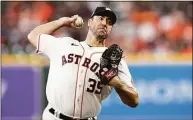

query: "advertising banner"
left=1, top=66, right=41, bottom=120
left=41, top=65, right=192, bottom=120
left=99, top=64, right=192, bottom=120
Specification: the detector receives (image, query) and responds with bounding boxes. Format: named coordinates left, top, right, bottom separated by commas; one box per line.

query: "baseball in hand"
left=74, top=17, right=84, bottom=28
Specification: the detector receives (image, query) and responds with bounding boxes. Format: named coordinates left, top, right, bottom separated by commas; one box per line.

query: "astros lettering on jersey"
left=37, top=34, right=137, bottom=119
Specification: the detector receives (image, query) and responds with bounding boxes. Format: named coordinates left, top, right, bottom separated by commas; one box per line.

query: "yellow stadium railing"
left=1, top=53, right=192, bottom=66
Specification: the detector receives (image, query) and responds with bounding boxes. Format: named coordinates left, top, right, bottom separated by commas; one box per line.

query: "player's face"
left=89, top=15, right=113, bottom=40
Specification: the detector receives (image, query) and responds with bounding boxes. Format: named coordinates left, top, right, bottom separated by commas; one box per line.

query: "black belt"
left=49, top=108, right=95, bottom=120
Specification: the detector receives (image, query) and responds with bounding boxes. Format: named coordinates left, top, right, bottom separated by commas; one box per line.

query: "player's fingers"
left=69, top=17, right=76, bottom=22
left=70, top=15, right=79, bottom=21
left=81, top=17, right=84, bottom=25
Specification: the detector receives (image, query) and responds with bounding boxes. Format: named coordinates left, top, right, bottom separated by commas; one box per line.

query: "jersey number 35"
left=86, top=78, right=103, bottom=94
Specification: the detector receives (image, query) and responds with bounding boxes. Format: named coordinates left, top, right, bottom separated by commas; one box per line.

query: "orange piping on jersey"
left=80, top=52, right=103, bottom=118
left=72, top=43, right=85, bottom=118
left=36, top=34, right=41, bottom=53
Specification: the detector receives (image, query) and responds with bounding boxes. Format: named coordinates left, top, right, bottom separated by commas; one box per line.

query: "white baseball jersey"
left=36, top=34, right=137, bottom=119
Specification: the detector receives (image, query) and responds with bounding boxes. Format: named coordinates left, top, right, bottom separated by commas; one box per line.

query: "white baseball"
left=75, top=17, right=83, bottom=27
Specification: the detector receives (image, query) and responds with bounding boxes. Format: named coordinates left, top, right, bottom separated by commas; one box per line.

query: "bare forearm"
left=109, top=76, right=139, bottom=107
left=27, top=15, right=82, bottom=47
left=27, top=19, right=65, bottom=47
left=28, top=17, right=71, bottom=39
left=28, top=20, right=61, bottom=39
left=115, top=84, right=138, bottom=107
left=35, top=20, right=64, bottom=34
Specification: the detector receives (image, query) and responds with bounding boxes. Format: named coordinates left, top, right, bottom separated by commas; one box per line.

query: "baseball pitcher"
left=28, top=6, right=139, bottom=120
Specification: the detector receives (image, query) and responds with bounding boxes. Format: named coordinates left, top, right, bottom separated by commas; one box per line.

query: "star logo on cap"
left=105, top=7, right=111, bottom=11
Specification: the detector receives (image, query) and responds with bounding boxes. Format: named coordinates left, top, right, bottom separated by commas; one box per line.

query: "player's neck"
left=85, top=38, right=105, bottom=47
left=85, top=31, right=106, bottom=47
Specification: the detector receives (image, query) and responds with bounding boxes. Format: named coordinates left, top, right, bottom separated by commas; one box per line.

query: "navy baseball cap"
left=91, top=7, right=117, bottom=25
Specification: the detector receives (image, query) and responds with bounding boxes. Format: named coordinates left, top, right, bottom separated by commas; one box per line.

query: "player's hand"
left=70, top=15, right=84, bottom=28
left=59, top=15, right=84, bottom=28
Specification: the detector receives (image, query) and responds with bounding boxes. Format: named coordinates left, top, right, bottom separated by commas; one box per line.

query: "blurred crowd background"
left=1, top=1, right=192, bottom=55
left=1, top=2, right=192, bottom=120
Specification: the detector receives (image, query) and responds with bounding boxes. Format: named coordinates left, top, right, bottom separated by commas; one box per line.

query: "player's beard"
left=94, top=28, right=108, bottom=43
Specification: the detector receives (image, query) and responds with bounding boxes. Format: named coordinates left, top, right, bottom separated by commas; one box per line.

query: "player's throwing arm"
left=27, top=15, right=83, bottom=48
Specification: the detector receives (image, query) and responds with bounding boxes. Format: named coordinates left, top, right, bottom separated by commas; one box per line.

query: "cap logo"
left=105, top=7, right=111, bottom=11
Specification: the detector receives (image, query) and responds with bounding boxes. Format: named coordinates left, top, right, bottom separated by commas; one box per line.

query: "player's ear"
left=88, top=19, right=90, bottom=27
left=88, top=18, right=92, bottom=27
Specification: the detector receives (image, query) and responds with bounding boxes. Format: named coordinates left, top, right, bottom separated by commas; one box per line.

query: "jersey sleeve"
left=101, top=86, right=112, bottom=101
left=36, top=34, right=73, bottom=58
left=118, top=59, right=137, bottom=92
